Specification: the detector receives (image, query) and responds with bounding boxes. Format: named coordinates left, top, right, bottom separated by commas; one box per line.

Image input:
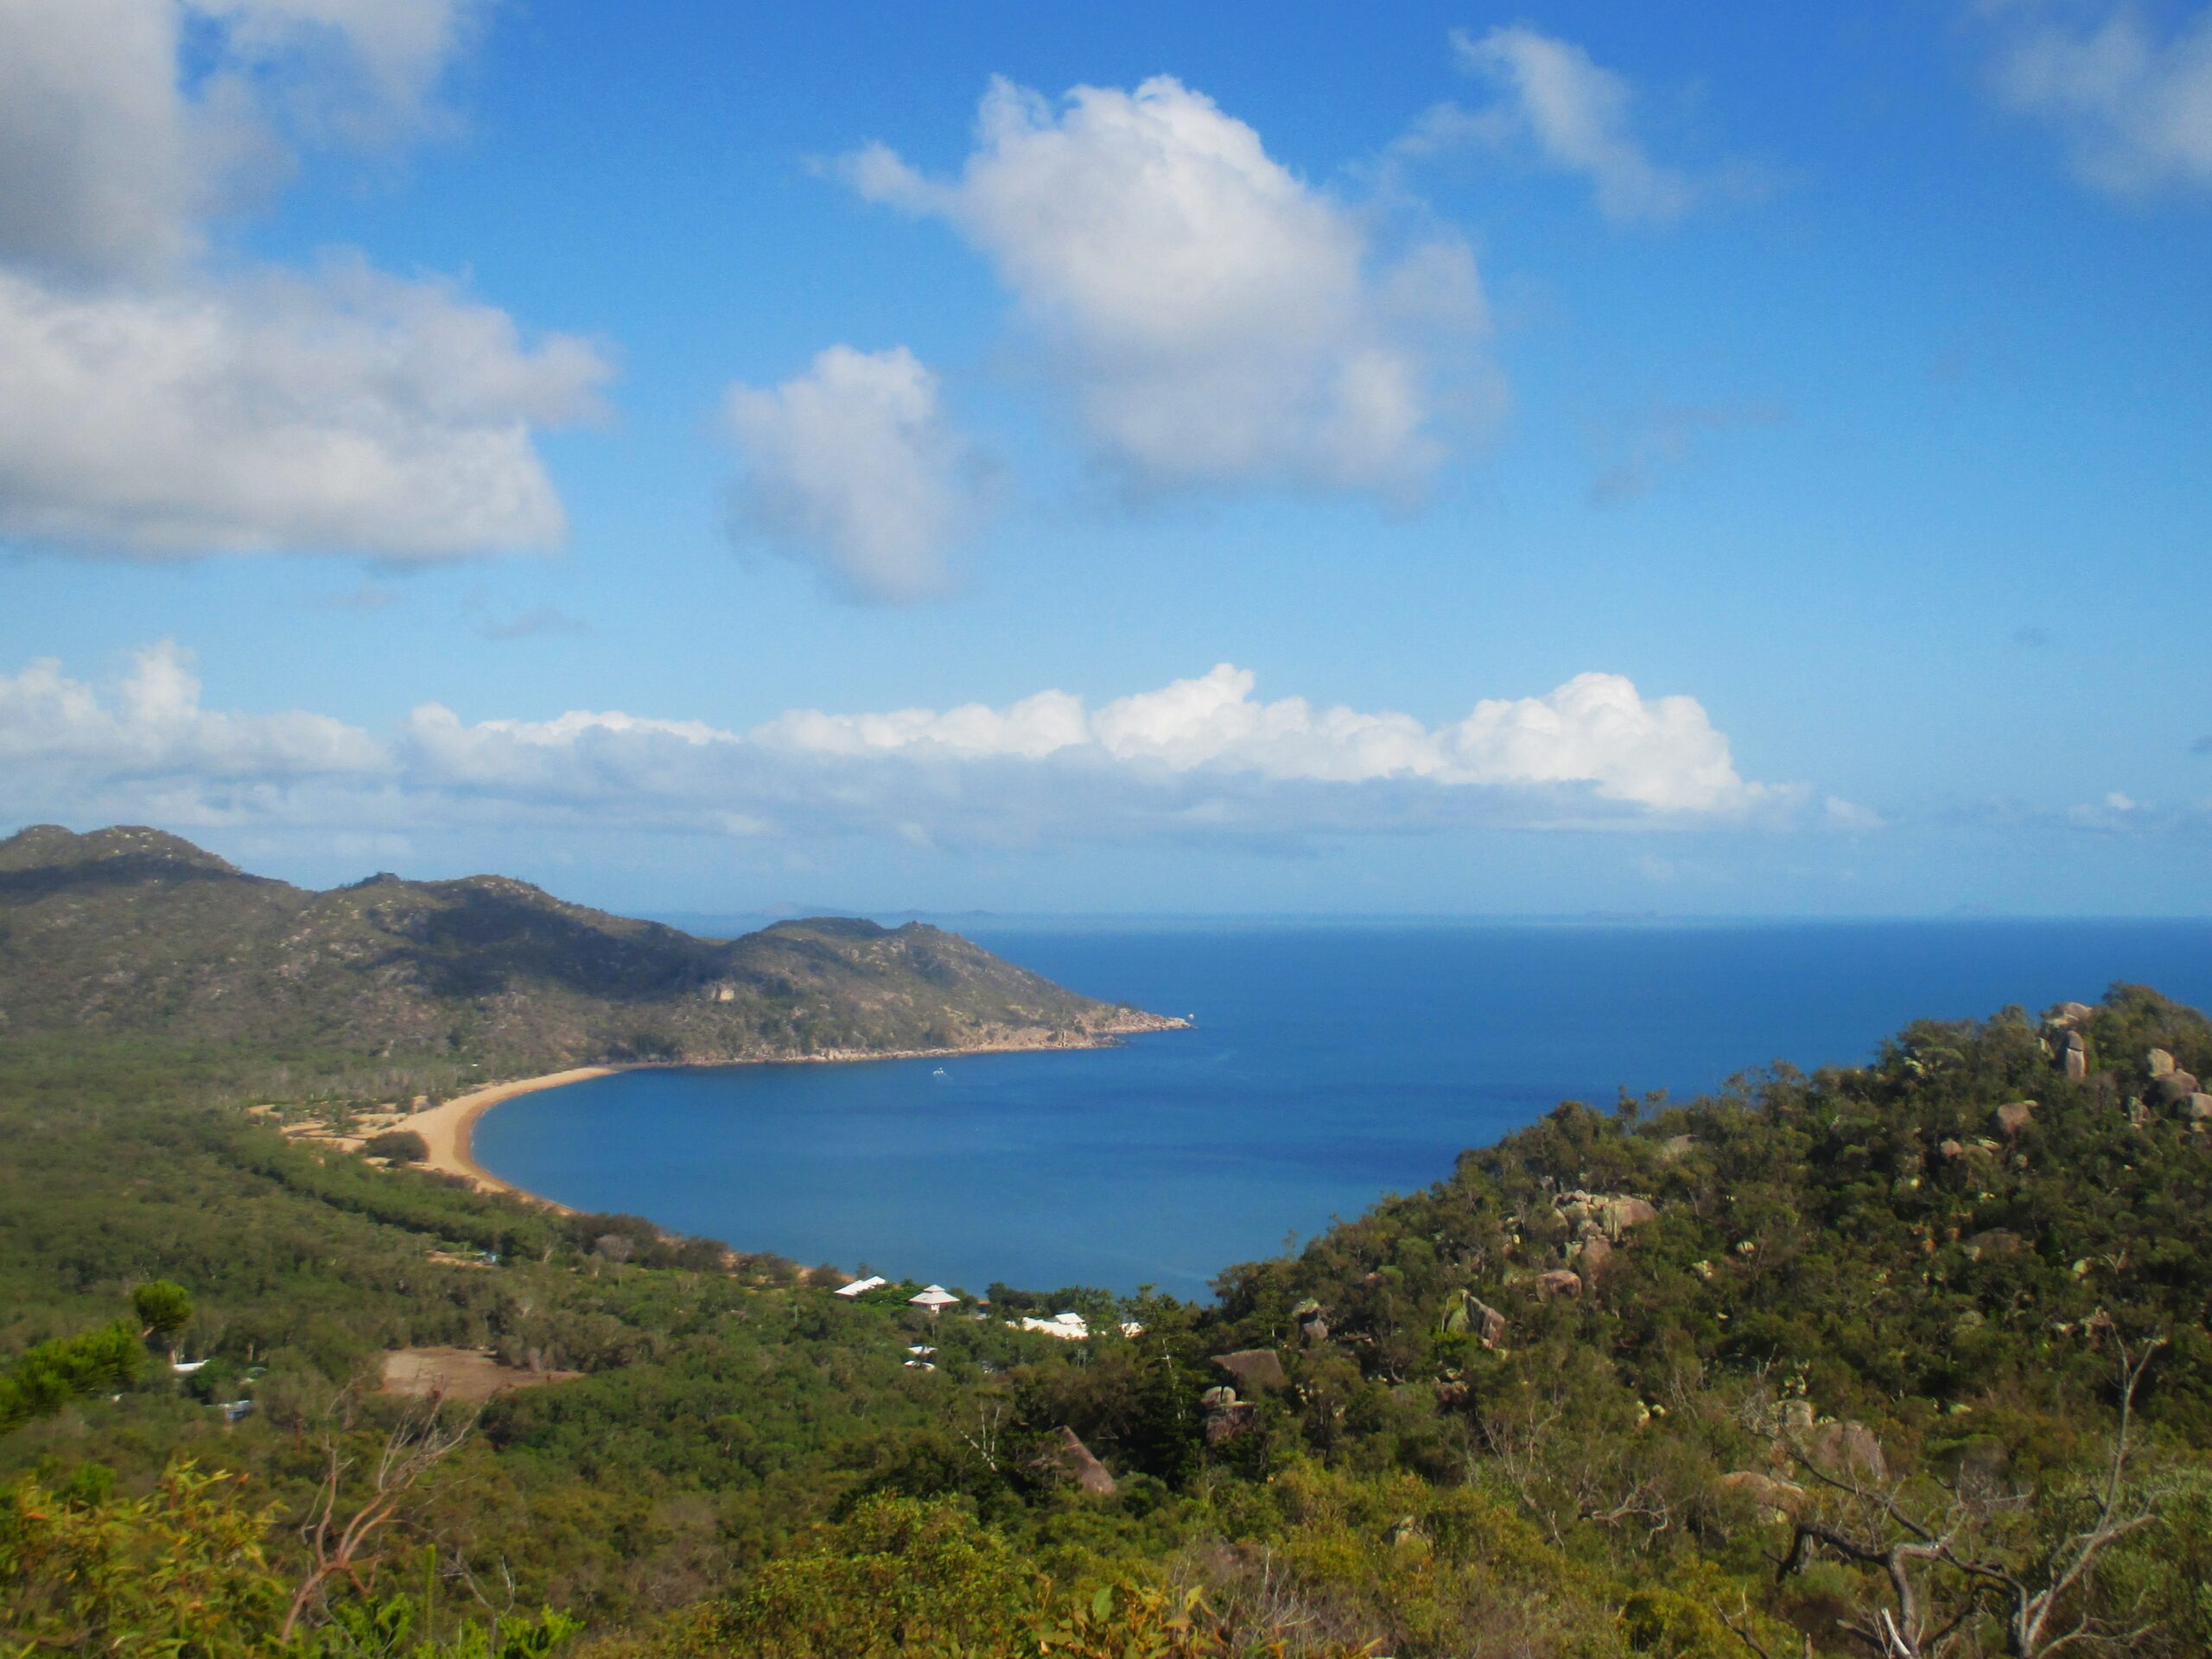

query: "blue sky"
left=3, top=1, right=2209, bottom=915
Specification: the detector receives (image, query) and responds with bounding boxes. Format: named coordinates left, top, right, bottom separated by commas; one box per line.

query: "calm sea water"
left=471, top=921, right=2212, bottom=1298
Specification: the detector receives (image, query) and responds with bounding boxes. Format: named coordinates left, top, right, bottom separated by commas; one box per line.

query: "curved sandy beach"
left=408, top=1068, right=623, bottom=1209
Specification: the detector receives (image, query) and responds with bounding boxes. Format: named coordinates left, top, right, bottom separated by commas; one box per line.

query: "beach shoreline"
left=408, top=1015, right=1187, bottom=1211
left=409, top=1068, right=622, bottom=1210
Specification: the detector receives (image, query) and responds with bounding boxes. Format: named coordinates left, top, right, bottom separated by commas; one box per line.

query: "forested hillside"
left=0, top=824, right=1171, bottom=1071
left=5, top=986, right=2211, bottom=1656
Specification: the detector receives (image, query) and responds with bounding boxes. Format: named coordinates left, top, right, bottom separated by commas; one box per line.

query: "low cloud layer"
left=844, top=75, right=1491, bottom=499
left=1990, top=2, right=2212, bottom=195
left=723, top=346, right=987, bottom=602
left=0, top=642, right=386, bottom=790
left=2, top=646, right=1828, bottom=851
left=0, top=0, right=605, bottom=562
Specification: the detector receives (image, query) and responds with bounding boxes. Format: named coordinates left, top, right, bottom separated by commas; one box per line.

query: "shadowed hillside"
left=0, top=824, right=1175, bottom=1070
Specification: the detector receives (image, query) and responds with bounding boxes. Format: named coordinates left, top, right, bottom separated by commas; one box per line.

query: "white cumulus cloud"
left=0, top=0, right=486, bottom=281
left=0, top=0, right=605, bottom=561
left=0, top=260, right=607, bottom=558
left=843, top=75, right=1490, bottom=498
left=1990, top=3, right=2212, bottom=196
left=723, top=346, right=987, bottom=602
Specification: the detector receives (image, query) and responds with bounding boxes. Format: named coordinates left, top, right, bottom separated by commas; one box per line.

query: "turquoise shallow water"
left=470, top=920, right=2212, bottom=1298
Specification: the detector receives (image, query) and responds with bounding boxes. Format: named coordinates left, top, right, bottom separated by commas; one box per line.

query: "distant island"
left=0, top=824, right=1185, bottom=1078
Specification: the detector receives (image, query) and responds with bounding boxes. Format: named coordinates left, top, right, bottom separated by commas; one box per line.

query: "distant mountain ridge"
left=0, top=825, right=1178, bottom=1069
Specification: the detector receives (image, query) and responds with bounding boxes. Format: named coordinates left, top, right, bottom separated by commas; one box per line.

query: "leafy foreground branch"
left=1778, top=1334, right=2168, bottom=1659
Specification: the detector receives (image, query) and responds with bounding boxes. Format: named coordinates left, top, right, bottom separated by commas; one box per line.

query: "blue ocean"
left=470, top=921, right=2212, bottom=1298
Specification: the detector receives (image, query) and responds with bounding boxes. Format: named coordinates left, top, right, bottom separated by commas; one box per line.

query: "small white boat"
left=931, top=1066, right=948, bottom=1077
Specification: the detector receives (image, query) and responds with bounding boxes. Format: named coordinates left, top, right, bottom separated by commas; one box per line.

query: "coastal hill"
left=0, top=823, right=1175, bottom=1069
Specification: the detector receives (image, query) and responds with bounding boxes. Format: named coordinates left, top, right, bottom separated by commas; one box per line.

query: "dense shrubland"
left=5, top=987, right=2212, bottom=1656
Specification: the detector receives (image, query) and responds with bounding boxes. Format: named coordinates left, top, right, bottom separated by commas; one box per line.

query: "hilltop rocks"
left=2156, top=1071, right=2202, bottom=1105
left=2149, top=1048, right=2177, bottom=1077
left=1535, top=1268, right=1585, bottom=1301
left=1571, top=1234, right=1615, bottom=1279
left=1200, top=1386, right=1259, bottom=1445
left=2056, top=1028, right=2088, bottom=1081
left=2048, top=1001, right=2094, bottom=1028
left=1993, top=1100, right=2037, bottom=1138
left=2189, top=1094, right=2212, bottom=1128
left=1211, top=1349, right=1287, bottom=1394
left=1803, top=1420, right=1890, bottom=1482
left=1440, top=1288, right=1508, bottom=1348
left=1555, top=1190, right=1659, bottom=1238
left=1602, top=1196, right=1659, bottom=1234
left=1034, top=1427, right=1116, bottom=1494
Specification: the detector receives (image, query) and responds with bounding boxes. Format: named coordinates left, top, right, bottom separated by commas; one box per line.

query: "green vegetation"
left=364, top=1129, right=433, bottom=1163
left=0, top=1321, right=142, bottom=1434
left=4, top=835, right=2212, bottom=1656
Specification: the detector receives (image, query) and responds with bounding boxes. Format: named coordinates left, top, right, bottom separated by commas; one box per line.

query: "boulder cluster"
left=2041, top=1002, right=2212, bottom=1131
left=1201, top=1348, right=1288, bottom=1444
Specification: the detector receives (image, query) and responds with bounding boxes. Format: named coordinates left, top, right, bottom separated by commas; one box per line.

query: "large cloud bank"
left=0, top=0, right=607, bottom=560
left=2, top=646, right=1829, bottom=849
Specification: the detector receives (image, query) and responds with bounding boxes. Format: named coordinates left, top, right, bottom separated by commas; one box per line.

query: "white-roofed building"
left=1016, top=1312, right=1090, bottom=1340
left=909, top=1284, right=960, bottom=1311
left=834, top=1275, right=888, bottom=1299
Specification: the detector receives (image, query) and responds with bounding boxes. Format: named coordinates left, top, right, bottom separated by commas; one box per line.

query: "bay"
left=469, top=919, right=2212, bottom=1298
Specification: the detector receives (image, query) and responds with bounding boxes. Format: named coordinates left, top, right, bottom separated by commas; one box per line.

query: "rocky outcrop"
left=1556, top=1191, right=1659, bottom=1236
left=1535, top=1268, right=1584, bottom=1301
left=1440, top=1288, right=1507, bottom=1348
left=1571, top=1234, right=1615, bottom=1279
left=2148, top=1048, right=2177, bottom=1078
left=1603, top=1196, right=1659, bottom=1234
left=2157, top=1071, right=2202, bottom=1105
left=1993, top=1100, right=2037, bottom=1138
left=1034, top=1427, right=1116, bottom=1494
left=2058, top=1028, right=2088, bottom=1081
left=1200, top=1385, right=1258, bottom=1445
left=1211, top=1349, right=1287, bottom=1394
left=1802, top=1420, right=1889, bottom=1483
